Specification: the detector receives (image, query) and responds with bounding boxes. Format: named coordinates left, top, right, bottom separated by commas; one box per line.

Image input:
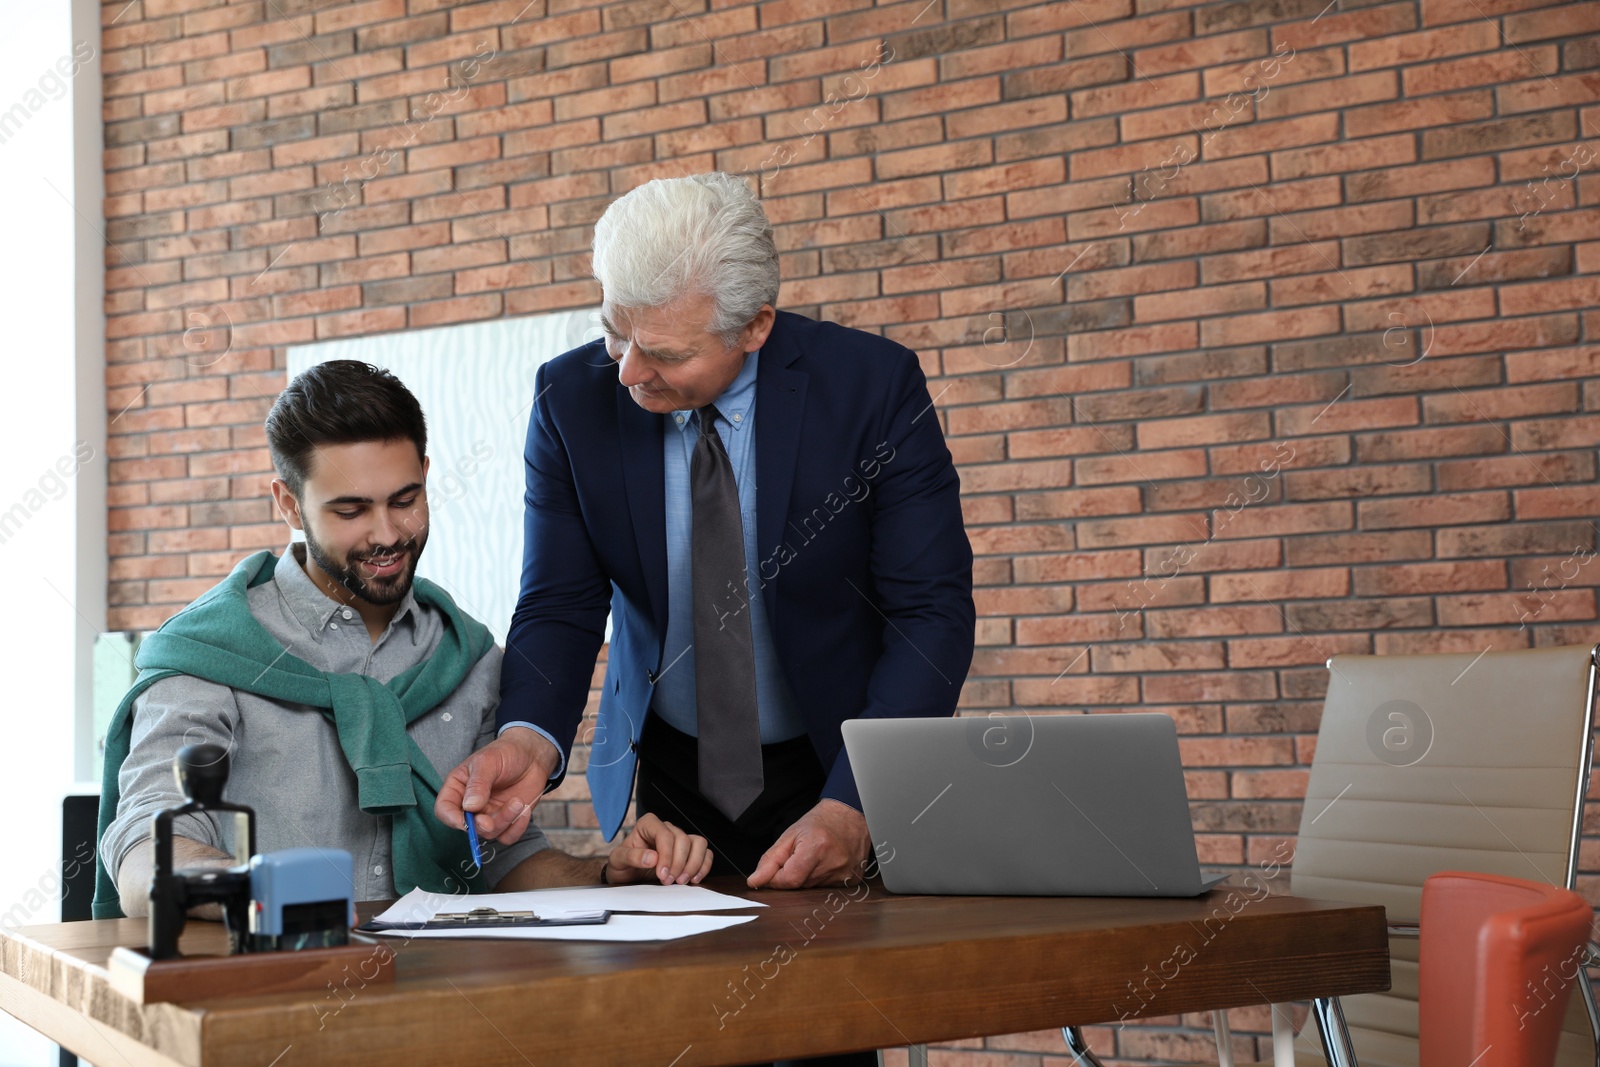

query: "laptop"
left=842, top=713, right=1228, bottom=897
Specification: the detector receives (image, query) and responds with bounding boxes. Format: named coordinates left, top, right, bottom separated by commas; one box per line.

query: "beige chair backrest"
left=1291, top=645, right=1597, bottom=1067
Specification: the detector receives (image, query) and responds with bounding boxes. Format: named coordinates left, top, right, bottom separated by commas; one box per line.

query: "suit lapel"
left=616, top=385, right=669, bottom=644
left=755, top=314, right=807, bottom=630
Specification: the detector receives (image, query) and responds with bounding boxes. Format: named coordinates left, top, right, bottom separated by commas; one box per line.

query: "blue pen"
left=465, top=814, right=484, bottom=870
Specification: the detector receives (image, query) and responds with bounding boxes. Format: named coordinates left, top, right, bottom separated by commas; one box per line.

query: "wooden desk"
left=1, top=879, right=1388, bottom=1067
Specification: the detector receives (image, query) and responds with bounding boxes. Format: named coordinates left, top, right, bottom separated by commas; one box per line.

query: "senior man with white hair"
left=438, top=171, right=974, bottom=1063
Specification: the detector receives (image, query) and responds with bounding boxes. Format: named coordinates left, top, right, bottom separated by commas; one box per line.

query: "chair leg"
left=1576, top=958, right=1600, bottom=1067
left=1312, top=997, right=1361, bottom=1067
left=1063, top=1025, right=1108, bottom=1067
left=1213, top=1009, right=1236, bottom=1067
left=905, top=1046, right=928, bottom=1067
left=1270, top=1003, right=1296, bottom=1067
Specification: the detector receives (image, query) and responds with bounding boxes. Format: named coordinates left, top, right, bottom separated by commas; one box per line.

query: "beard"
left=303, top=523, right=427, bottom=607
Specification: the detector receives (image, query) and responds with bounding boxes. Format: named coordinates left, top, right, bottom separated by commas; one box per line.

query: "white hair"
left=591, top=172, right=780, bottom=347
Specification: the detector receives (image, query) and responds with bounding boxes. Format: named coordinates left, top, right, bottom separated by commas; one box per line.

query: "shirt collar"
left=276, top=541, right=421, bottom=645
left=672, top=348, right=759, bottom=434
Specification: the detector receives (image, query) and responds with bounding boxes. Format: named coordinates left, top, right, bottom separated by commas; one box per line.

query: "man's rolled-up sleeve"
left=100, top=676, right=238, bottom=886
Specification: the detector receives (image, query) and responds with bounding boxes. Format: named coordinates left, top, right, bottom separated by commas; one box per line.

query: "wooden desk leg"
left=1063, top=1025, right=1107, bottom=1067
left=1312, top=997, right=1361, bottom=1067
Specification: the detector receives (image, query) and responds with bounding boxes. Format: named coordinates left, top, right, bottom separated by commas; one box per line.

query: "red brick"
left=1205, top=45, right=1346, bottom=98
left=1069, top=322, right=1199, bottom=362
left=1286, top=465, right=1432, bottom=505
left=1229, top=633, right=1372, bottom=668
left=1346, top=91, right=1495, bottom=139
left=1136, top=30, right=1269, bottom=77
left=1068, top=447, right=1203, bottom=486
left=1285, top=528, right=1435, bottom=567
left=1350, top=21, right=1500, bottom=71
left=1428, top=313, right=1578, bottom=357
left=1072, top=72, right=1199, bottom=118
left=1271, top=2, right=1417, bottom=49
left=1080, top=579, right=1203, bottom=623
left=1504, top=3, right=1600, bottom=43
left=958, top=459, right=1074, bottom=494
left=1360, top=491, right=1513, bottom=530
left=1270, top=132, right=1416, bottom=180
left=1438, top=522, right=1598, bottom=559
left=1257, top=71, right=1398, bottom=120
left=1147, top=603, right=1288, bottom=639
left=1201, top=306, right=1340, bottom=348
left=1404, top=46, right=1560, bottom=95
left=1094, top=640, right=1227, bottom=672
left=1009, top=425, right=1135, bottom=459
left=1012, top=550, right=1143, bottom=584
left=1422, top=111, right=1578, bottom=161
left=1438, top=590, right=1595, bottom=627
left=1076, top=513, right=1210, bottom=548
left=1014, top=487, right=1142, bottom=520
left=1063, top=11, right=1190, bottom=60
left=1214, top=500, right=1353, bottom=540
left=1202, top=242, right=1340, bottom=284
left=1212, top=568, right=1350, bottom=602
left=1136, top=412, right=1273, bottom=450
left=1205, top=113, right=1340, bottom=159
left=1134, top=282, right=1265, bottom=322
left=1501, top=276, right=1600, bottom=316
left=1153, top=673, right=1279, bottom=705
left=1443, top=452, right=1597, bottom=494
left=1419, top=0, right=1557, bottom=26
left=1516, top=485, right=1600, bottom=520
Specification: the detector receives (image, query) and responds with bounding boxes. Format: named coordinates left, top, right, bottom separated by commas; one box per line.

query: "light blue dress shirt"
left=652, top=349, right=807, bottom=743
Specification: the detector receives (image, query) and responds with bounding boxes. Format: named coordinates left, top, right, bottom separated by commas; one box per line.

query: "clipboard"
left=357, top=905, right=611, bottom=933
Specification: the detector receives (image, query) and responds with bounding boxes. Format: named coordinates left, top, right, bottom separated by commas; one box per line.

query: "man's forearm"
left=117, top=836, right=234, bottom=918
left=493, top=848, right=606, bottom=892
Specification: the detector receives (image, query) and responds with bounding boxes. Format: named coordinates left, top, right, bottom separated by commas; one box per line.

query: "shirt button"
left=373, top=865, right=384, bottom=875
left=329, top=622, right=339, bottom=630
left=675, top=414, right=684, bottom=425
left=732, top=412, right=742, bottom=423
left=442, top=712, right=453, bottom=722
left=342, top=609, right=354, bottom=620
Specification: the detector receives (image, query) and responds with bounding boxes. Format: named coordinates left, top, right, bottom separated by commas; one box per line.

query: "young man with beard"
left=94, top=360, right=711, bottom=919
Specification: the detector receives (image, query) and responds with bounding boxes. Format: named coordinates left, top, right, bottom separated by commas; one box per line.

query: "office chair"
left=1420, top=871, right=1592, bottom=1067
left=1060, top=644, right=1600, bottom=1067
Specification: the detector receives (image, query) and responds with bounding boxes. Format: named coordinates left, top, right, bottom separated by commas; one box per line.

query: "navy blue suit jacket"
left=498, top=309, right=976, bottom=841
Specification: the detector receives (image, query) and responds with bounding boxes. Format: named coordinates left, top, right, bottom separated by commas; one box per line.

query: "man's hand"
left=603, top=813, right=713, bottom=886
left=435, top=727, right=561, bottom=846
left=747, top=799, right=871, bottom=889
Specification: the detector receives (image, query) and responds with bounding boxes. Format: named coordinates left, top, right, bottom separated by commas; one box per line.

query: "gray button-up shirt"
left=102, top=543, right=550, bottom=902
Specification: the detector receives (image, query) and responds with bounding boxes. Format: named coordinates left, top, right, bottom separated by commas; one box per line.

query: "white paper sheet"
left=372, top=884, right=765, bottom=925
left=362, top=885, right=765, bottom=941
left=365, top=912, right=757, bottom=942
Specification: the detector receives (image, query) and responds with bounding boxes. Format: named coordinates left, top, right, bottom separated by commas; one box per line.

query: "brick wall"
left=102, top=0, right=1599, bottom=1061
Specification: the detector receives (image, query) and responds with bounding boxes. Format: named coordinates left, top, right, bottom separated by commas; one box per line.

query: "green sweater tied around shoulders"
left=92, top=549, right=493, bottom=919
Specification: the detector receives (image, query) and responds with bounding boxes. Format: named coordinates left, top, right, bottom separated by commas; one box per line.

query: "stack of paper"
left=364, top=884, right=765, bottom=942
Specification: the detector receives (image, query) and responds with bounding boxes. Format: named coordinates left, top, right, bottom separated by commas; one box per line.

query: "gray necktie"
left=691, top=405, right=763, bottom=820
